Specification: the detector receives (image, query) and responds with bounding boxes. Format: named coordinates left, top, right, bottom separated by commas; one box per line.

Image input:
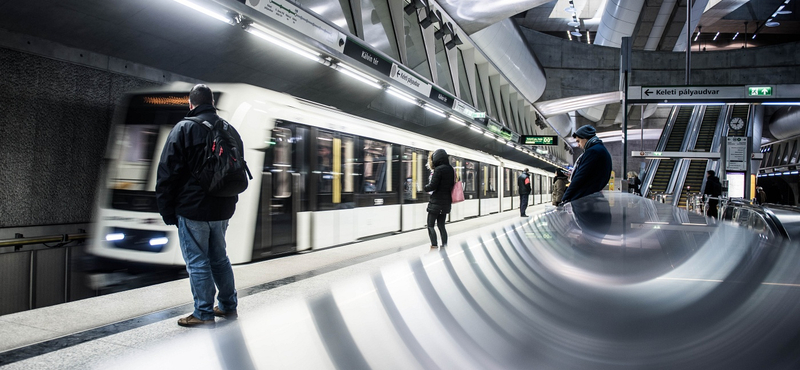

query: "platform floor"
left=0, top=205, right=546, bottom=369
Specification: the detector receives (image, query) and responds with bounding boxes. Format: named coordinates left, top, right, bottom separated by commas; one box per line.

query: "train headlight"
left=149, top=237, right=169, bottom=246
left=106, top=233, right=125, bottom=241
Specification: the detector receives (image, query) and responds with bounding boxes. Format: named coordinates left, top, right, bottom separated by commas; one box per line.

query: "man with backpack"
left=156, top=84, right=242, bottom=327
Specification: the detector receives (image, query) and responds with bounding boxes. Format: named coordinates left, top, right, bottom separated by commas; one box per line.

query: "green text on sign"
left=520, top=135, right=558, bottom=145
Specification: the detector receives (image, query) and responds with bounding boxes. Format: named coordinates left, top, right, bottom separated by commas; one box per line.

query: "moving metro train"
left=88, top=83, right=555, bottom=265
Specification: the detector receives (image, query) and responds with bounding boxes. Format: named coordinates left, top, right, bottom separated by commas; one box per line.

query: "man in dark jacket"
left=156, top=84, right=239, bottom=327
left=703, top=170, right=722, bottom=218
left=518, top=168, right=532, bottom=217
left=560, top=125, right=612, bottom=204
left=424, top=149, right=454, bottom=248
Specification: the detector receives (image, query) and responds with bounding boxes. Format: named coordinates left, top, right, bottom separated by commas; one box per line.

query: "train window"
left=402, top=148, right=431, bottom=203
left=109, top=124, right=169, bottom=191
left=270, top=127, right=293, bottom=198
left=343, top=136, right=355, bottom=194
left=317, top=131, right=334, bottom=195
left=481, top=163, right=498, bottom=197
left=464, top=160, right=477, bottom=194
left=362, top=139, right=393, bottom=193
left=504, top=168, right=512, bottom=194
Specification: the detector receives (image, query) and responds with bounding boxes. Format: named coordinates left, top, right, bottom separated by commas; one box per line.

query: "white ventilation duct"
left=766, top=106, right=800, bottom=140
left=594, top=0, right=646, bottom=47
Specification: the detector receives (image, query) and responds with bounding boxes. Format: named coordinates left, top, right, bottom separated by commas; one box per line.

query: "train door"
left=255, top=121, right=307, bottom=258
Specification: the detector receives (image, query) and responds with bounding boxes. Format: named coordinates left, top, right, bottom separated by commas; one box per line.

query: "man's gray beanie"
left=572, top=125, right=596, bottom=139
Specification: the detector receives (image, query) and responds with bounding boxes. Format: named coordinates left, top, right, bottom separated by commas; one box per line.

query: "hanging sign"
left=247, top=0, right=345, bottom=52
left=726, top=137, right=747, bottom=171
left=389, top=65, right=432, bottom=97
left=342, top=39, right=393, bottom=76
left=520, top=135, right=558, bottom=145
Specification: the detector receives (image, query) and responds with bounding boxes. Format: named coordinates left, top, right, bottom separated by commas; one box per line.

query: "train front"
left=88, top=88, right=203, bottom=266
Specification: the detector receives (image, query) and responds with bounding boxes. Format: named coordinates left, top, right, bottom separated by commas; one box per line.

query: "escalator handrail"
left=720, top=198, right=790, bottom=240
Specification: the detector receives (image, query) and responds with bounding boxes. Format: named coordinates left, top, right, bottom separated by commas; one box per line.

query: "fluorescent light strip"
left=336, top=64, right=381, bottom=89
left=424, top=105, right=447, bottom=118
left=247, top=23, right=322, bottom=62
left=469, top=125, right=483, bottom=133
left=506, top=142, right=516, bottom=147
left=732, top=32, right=739, bottom=40
left=448, top=116, right=467, bottom=125
left=387, top=87, right=418, bottom=105
left=496, top=138, right=506, bottom=143
left=174, top=0, right=232, bottom=24
left=483, top=132, right=495, bottom=138
left=763, top=102, right=800, bottom=105
left=713, top=32, right=719, bottom=40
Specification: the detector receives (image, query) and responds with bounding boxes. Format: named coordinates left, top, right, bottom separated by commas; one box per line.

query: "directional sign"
left=747, top=85, right=774, bottom=97
left=630, top=86, right=744, bottom=101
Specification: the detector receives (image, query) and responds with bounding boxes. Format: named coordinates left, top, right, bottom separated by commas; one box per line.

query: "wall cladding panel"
left=0, top=48, right=160, bottom=227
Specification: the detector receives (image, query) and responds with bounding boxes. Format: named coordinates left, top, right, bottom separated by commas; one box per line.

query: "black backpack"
left=186, top=117, right=253, bottom=197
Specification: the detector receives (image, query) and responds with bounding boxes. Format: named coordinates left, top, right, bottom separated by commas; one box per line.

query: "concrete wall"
left=0, top=47, right=160, bottom=227
left=521, top=28, right=800, bottom=100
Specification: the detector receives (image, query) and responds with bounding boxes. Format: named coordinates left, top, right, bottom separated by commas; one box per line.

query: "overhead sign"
left=429, top=87, right=455, bottom=109
left=629, top=86, right=744, bottom=101
left=452, top=99, right=476, bottom=118
left=342, top=39, right=393, bottom=76
left=521, top=135, right=558, bottom=146
left=247, top=0, right=345, bottom=52
left=389, top=65, right=432, bottom=97
left=487, top=122, right=513, bottom=140
left=472, top=112, right=486, bottom=119
left=726, top=137, right=747, bottom=171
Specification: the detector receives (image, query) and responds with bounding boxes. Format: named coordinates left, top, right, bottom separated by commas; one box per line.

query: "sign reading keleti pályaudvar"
left=520, top=135, right=558, bottom=145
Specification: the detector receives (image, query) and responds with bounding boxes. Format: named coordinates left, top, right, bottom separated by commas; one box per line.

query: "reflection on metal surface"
left=111, top=193, right=800, bottom=370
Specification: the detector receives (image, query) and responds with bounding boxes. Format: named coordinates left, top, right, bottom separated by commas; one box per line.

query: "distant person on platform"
left=755, top=186, right=767, bottom=205
left=156, top=84, right=239, bottom=327
left=703, top=170, right=722, bottom=218
left=518, top=168, right=532, bottom=217
left=552, top=170, right=568, bottom=206
left=559, top=125, right=612, bottom=205
left=627, top=171, right=642, bottom=195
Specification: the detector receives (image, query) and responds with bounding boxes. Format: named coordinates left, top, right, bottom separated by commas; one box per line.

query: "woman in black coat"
left=424, top=149, right=455, bottom=248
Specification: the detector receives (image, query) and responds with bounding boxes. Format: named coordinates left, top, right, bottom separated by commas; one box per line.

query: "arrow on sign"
left=644, top=89, right=652, bottom=97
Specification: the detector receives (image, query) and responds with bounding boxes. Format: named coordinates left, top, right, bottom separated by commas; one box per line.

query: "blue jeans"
left=177, top=216, right=237, bottom=321
left=520, top=194, right=529, bottom=216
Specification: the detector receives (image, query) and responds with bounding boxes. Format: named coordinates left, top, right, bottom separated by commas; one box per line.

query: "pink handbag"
left=451, top=169, right=465, bottom=204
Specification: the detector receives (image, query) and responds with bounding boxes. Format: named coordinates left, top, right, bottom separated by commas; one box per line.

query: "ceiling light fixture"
left=732, top=32, right=739, bottom=40
left=571, top=29, right=582, bottom=37
left=174, top=0, right=233, bottom=24
left=713, top=31, right=719, bottom=40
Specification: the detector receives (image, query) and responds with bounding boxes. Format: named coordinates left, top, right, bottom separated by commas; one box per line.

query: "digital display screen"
left=521, top=135, right=558, bottom=145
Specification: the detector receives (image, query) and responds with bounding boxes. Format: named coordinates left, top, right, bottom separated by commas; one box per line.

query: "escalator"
left=649, top=106, right=694, bottom=194
left=677, top=106, right=722, bottom=208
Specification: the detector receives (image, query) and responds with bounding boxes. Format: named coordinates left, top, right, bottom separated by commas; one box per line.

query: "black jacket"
left=561, top=136, right=612, bottom=204
left=518, top=172, right=532, bottom=195
left=156, top=104, right=238, bottom=223
left=703, top=176, right=722, bottom=197
left=424, top=149, right=455, bottom=214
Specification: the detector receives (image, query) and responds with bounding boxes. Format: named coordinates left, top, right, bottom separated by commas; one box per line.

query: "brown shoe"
left=214, top=306, right=238, bottom=319
left=177, top=314, right=215, bottom=327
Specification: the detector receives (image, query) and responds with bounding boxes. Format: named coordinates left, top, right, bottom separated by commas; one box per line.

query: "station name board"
left=520, top=135, right=558, bottom=146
